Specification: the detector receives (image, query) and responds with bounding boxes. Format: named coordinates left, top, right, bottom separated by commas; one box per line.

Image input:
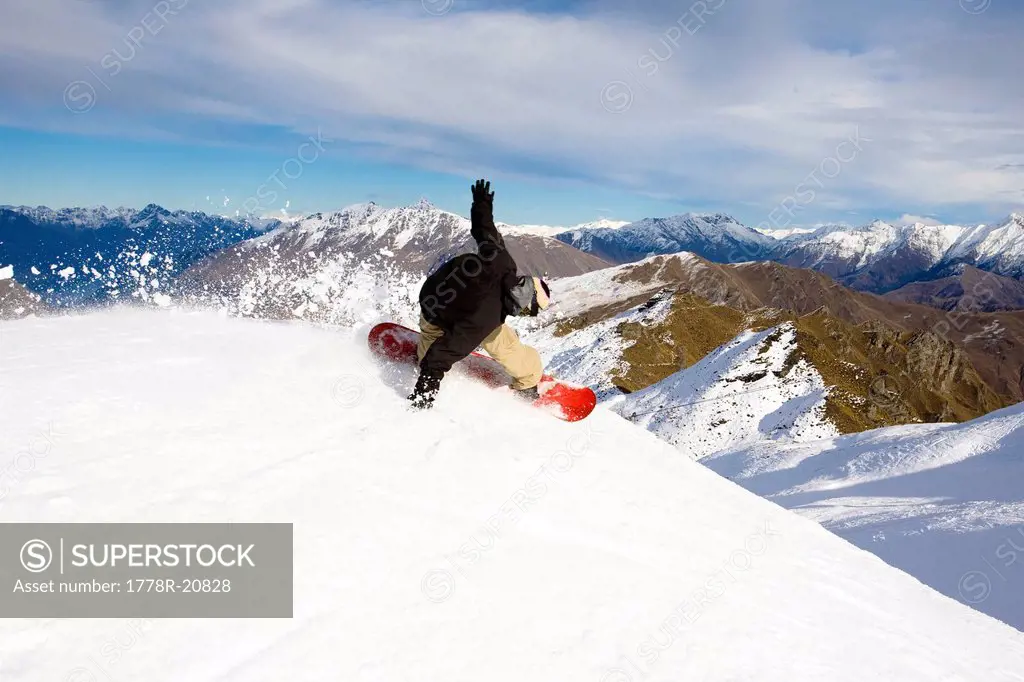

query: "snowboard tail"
left=367, top=322, right=597, bottom=422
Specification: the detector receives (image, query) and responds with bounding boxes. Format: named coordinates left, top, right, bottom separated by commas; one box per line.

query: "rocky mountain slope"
left=611, top=306, right=1002, bottom=446
left=566, top=253, right=1024, bottom=403
left=522, top=262, right=1004, bottom=451
left=610, top=322, right=840, bottom=458
left=0, top=269, right=48, bottom=319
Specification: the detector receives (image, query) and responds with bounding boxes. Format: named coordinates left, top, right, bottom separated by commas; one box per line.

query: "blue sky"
left=1, top=0, right=1022, bottom=228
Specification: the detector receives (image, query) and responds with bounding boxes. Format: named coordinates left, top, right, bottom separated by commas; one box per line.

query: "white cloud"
left=1, top=0, right=1022, bottom=219
left=895, top=214, right=943, bottom=227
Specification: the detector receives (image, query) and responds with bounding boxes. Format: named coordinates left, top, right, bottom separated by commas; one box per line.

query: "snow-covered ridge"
left=11, top=201, right=1024, bottom=300
left=573, top=217, right=631, bottom=230
left=612, top=323, right=837, bottom=458
left=501, top=218, right=631, bottom=236
left=556, top=212, right=775, bottom=264
left=530, top=251, right=703, bottom=319
left=262, top=203, right=629, bottom=244
left=252, top=201, right=389, bottom=246
left=1, top=204, right=139, bottom=228
left=781, top=219, right=969, bottom=270
left=754, top=226, right=817, bottom=240
left=1, top=203, right=277, bottom=231
left=944, top=213, right=1024, bottom=276
left=240, top=201, right=475, bottom=268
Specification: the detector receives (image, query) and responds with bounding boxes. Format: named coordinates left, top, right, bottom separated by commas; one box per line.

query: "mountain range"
left=0, top=204, right=280, bottom=307
left=556, top=212, right=776, bottom=264
left=4, top=201, right=1024, bottom=409
left=4, top=202, right=1024, bottom=311
left=558, top=212, right=1024, bottom=306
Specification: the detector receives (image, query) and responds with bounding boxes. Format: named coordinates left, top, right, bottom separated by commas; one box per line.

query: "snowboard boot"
left=408, top=369, right=443, bottom=409
left=513, top=384, right=540, bottom=402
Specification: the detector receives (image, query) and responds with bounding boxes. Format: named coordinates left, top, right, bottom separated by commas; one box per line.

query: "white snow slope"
left=704, top=402, right=1024, bottom=631
left=2, top=309, right=1024, bottom=681
left=753, top=226, right=818, bottom=240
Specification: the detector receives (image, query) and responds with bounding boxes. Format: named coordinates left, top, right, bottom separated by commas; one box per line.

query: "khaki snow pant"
left=417, top=315, right=544, bottom=390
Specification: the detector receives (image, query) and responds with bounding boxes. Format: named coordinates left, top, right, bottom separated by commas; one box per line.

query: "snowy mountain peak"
left=754, top=226, right=818, bottom=240
left=242, top=200, right=472, bottom=265
left=130, top=203, right=176, bottom=228
left=694, top=211, right=745, bottom=225
left=939, top=213, right=1024, bottom=278
left=1003, top=212, right=1024, bottom=233
left=576, top=218, right=630, bottom=230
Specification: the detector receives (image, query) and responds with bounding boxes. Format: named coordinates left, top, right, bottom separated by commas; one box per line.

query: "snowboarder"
left=409, top=179, right=551, bottom=409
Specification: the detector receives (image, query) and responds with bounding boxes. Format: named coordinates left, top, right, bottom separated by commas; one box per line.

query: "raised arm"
left=470, top=179, right=505, bottom=249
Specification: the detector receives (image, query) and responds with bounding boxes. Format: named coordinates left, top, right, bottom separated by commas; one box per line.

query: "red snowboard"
left=367, top=322, right=597, bottom=422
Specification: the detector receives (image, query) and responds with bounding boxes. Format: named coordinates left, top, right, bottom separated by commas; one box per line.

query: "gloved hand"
left=408, top=368, right=444, bottom=410
left=471, top=179, right=494, bottom=205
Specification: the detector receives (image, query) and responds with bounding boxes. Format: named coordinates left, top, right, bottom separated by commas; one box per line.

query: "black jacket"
left=418, top=197, right=518, bottom=374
